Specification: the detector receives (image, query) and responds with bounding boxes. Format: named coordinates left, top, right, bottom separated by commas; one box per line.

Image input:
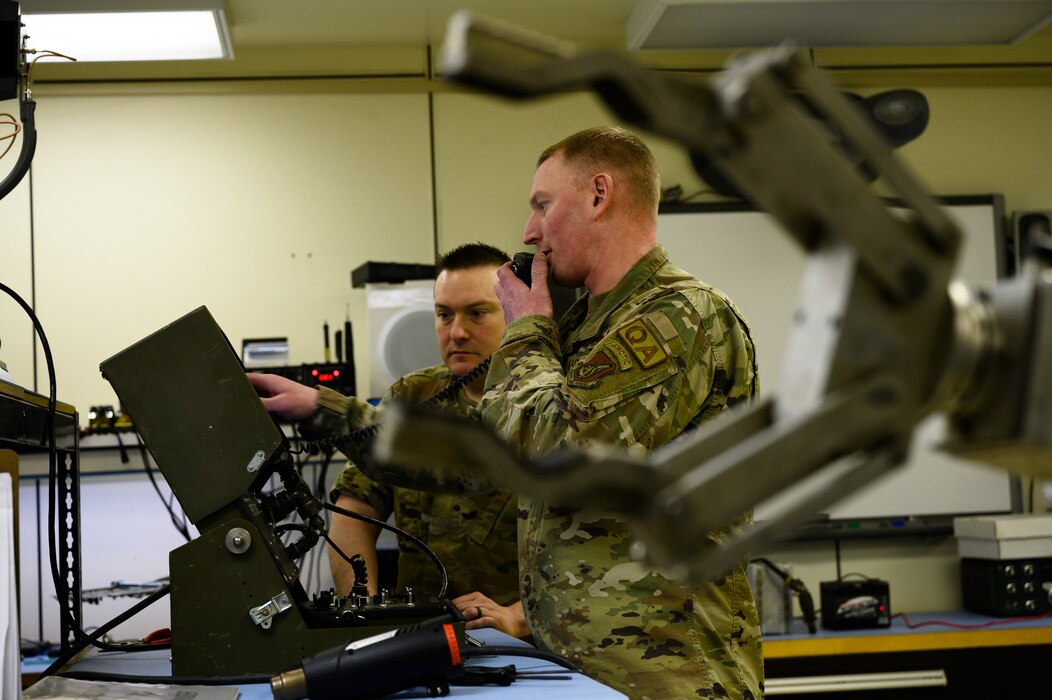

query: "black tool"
left=511, top=252, right=534, bottom=287
left=270, top=620, right=463, bottom=700
left=349, top=553, right=369, bottom=597
left=452, top=664, right=571, bottom=686
left=343, top=317, right=353, bottom=367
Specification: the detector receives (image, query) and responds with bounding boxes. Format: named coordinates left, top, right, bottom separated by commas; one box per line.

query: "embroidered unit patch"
left=567, top=349, right=617, bottom=387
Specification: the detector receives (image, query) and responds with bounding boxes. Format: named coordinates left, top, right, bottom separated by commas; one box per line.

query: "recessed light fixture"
left=19, top=0, right=232, bottom=62
left=627, top=0, right=1052, bottom=50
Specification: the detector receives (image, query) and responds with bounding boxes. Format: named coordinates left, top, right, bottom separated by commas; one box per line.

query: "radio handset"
left=510, top=252, right=535, bottom=287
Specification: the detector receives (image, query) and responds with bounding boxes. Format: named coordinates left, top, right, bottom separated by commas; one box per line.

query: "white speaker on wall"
left=365, top=279, right=441, bottom=399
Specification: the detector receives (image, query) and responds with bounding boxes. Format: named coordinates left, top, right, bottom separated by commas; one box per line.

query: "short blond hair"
left=537, top=126, right=660, bottom=215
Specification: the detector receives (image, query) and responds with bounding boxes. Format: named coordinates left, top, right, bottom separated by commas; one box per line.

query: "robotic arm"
left=373, top=12, right=1052, bottom=581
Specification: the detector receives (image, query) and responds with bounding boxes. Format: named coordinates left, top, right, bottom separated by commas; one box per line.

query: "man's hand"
left=246, top=372, right=320, bottom=421
left=452, top=592, right=530, bottom=638
left=494, top=252, right=553, bottom=324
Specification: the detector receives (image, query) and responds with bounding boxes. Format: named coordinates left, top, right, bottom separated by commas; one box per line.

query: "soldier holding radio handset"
left=479, top=127, right=764, bottom=698
left=510, top=251, right=535, bottom=287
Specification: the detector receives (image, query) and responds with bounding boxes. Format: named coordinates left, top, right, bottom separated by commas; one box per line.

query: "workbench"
left=763, top=610, right=1052, bottom=697
left=30, top=627, right=626, bottom=698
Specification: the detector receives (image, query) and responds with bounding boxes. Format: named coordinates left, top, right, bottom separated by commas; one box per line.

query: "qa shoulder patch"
left=616, top=319, right=668, bottom=369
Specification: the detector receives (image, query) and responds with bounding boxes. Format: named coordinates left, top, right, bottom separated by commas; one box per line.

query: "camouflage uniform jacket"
left=315, top=365, right=520, bottom=604
left=480, top=245, right=765, bottom=699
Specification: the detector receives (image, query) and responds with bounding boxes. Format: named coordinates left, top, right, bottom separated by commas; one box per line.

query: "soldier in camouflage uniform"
left=248, top=243, right=527, bottom=637
left=320, top=364, right=520, bottom=607
left=481, top=127, right=765, bottom=698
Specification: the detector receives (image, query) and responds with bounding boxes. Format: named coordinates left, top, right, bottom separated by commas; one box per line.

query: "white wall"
left=2, top=91, right=435, bottom=414
left=891, top=86, right=1052, bottom=213
left=432, top=84, right=1052, bottom=254
left=0, top=172, right=33, bottom=383
left=431, top=90, right=710, bottom=254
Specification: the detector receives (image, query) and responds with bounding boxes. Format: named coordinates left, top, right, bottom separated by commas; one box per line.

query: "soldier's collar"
left=572, top=245, right=669, bottom=340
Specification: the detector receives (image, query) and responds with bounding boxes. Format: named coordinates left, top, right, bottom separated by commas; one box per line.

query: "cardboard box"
left=957, top=536, right=1052, bottom=560
left=953, top=513, right=1052, bottom=541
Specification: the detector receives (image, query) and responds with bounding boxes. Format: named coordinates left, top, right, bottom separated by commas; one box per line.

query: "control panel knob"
left=224, top=527, right=252, bottom=554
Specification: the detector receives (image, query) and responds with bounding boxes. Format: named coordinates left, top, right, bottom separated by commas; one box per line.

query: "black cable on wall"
left=426, top=45, right=440, bottom=262
left=29, top=165, right=38, bottom=392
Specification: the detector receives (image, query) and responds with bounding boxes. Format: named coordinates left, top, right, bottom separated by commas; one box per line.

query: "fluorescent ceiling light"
left=627, top=0, right=1052, bottom=50
left=20, top=8, right=231, bottom=62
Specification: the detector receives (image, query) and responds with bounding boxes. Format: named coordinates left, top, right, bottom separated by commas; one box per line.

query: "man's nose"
left=450, top=315, right=471, bottom=340
left=523, top=213, right=540, bottom=244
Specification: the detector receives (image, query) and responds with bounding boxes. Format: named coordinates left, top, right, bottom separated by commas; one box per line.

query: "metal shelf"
left=0, top=379, right=81, bottom=652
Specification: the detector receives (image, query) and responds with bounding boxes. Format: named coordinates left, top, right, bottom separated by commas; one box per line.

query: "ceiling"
left=20, top=0, right=1052, bottom=88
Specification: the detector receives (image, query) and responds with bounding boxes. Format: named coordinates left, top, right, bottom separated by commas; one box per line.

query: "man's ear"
left=591, top=173, right=612, bottom=219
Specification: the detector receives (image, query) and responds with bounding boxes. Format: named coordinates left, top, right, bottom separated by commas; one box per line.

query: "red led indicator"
left=333, top=369, right=340, bottom=377
left=319, top=372, right=334, bottom=382
left=311, top=369, right=319, bottom=377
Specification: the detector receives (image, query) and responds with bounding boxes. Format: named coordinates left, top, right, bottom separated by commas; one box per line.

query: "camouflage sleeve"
left=329, top=460, right=395, bottom=520
left=321, top=380, right=412, bottom=516
left=480, top=291, right=756, bottom=458
left=297, top=387, right=382, bottom=446
left=299, top=373, right=422, bottom=458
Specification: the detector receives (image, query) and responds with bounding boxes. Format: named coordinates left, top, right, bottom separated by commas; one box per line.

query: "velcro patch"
left=650, top=311, right=686, bottom=356
left=617, top=319, right=668, bottom=369
left=567, top=349, right=617, bottom=387
left=604, top=340, right=634, bottom=371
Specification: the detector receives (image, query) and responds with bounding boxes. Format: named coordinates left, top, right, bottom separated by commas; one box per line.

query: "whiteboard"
left=658, top=196, right=1016, bottom=522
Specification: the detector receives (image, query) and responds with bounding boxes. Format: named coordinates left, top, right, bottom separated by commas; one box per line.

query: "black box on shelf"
left=351, top=261, right=435, bottom=288
left=820, top=579, right=891, bottom=630
left=961, top=557, right=1052, bottom=617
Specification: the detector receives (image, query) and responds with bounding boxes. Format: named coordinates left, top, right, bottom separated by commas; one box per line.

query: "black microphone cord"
left=324, top=501, right=449, bottom=599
